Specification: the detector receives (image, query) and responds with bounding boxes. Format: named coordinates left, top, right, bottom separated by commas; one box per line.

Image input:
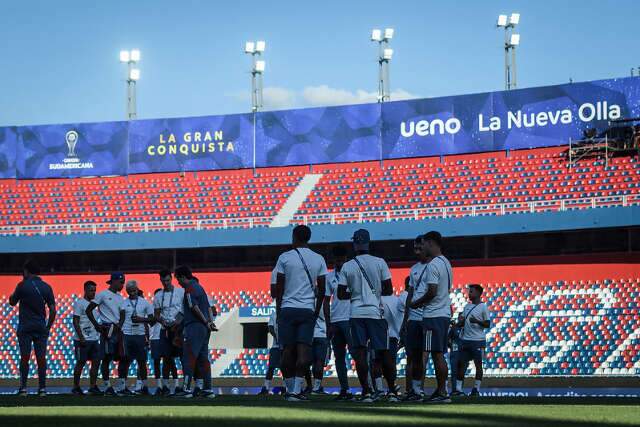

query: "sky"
left=1, top=0, right=639, bottom=126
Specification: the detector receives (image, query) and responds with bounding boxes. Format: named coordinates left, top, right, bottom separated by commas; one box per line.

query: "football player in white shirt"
left=326, top=246, right=352, bottom=400
left=153, top=269, right=185, bottom=396
left=71, top=281, right=102, bottom=396
left=259, top=269, right=281, bottom=395
left=410, top=231, right=453, bottom=404
left=401, top=234, right=432, bottom=400
left=86, top=272, right=126, bottom=396
left=274, top=225, right=328, bottom=402
left=116, top=280, right=154, bottom=395
left=337, top=229, right=398, bottom=402
left=452, top=284, right=491, bottom=397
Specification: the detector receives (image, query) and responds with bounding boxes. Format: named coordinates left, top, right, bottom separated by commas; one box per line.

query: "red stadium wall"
left=1, top=262, right=637, bottom=296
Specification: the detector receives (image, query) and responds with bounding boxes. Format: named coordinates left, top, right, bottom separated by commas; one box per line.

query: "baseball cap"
left=352, top=229, right=370, bottom=245
left=107, top=272, right=125, bottom=284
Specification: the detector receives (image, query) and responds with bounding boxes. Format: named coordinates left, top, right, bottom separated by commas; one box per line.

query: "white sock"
left=196, top=379, right=204, bottom=389
left=293, top=377, right=303, bottom=394
left=102, top=379, right=110, bottom=389
left=456, top=380, right=463, bottom=392
left=412, top=380, right=421, bottom=393
left=284, top=377, right=294, bottom=393
left=313, top=379, right=322, bottom=390
left=264, top=379, right=272, bottom=389
left=474, top=380, right=481, bottom=391
left=375, top=377, right=384, bottom=392
left=157, top=378, right=163, bottom=388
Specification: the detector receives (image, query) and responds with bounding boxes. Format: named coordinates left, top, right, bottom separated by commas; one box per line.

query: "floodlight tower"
left=245, top=41, right=265, bottom=112
left=371, top=28, right=394, bottom=102
left=496, top=13, right=520, bottom=90
left=119, top=49, right=141, bottom=120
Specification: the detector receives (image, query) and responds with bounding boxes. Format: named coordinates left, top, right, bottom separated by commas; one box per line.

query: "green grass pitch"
left=0, top=395, right=637, bottom=427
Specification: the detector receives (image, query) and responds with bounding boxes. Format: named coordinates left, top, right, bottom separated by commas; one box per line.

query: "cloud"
left=257, top=85, right=420, bottom=110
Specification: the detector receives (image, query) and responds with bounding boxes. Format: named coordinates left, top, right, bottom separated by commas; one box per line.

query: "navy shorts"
left=350, top=318, right=388, bottom=351
left=312, top=337, right=331, bottom=364
left=268, top=347, right=281, bottom=370
left=159, top=328, right=183, bottom=358
left=74, top=339, right=102, bottom=363
left=331, top=320, right=353, bottom=351
left=123, top=335, right=148, bottom=361
left=377, top=337, right=399, bottom=360
left=422, top=317, right=450, bottom=353
left=459, top=339, right=486, bottom=363
left=278, top=308, right=315, bottom=346
left=150, top=339, right=162, bottom=360
left=18, top=330, right=48, bottom=358
left=100, top=326, right=121, bottom=358
left=406, top=320, right=425, bottom=350
left=182, top=323, right=210, bottom=369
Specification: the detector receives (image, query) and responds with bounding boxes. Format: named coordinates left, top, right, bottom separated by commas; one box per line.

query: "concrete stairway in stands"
left=269, top=174, right=323, bottom=227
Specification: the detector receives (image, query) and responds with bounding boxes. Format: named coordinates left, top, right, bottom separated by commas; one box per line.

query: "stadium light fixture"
left=497, top=14, right=521, bottom=90
left=245, top=40, right=265, bottom=112
left=372, top=27, right=394, bottom=102
left=119, top=50, right=130, bottom=63
left=120, top=49, right=141, bottom=119
left=129, top=68, right=140, bottom=81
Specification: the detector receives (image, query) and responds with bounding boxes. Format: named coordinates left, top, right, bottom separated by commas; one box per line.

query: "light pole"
left=497, top=14, right=520, bottom=90
left=245, top=41, right=265, bottom=112
left=119, top=49, right=141, bottom=120
left=371, top=28, right=394, bottom=102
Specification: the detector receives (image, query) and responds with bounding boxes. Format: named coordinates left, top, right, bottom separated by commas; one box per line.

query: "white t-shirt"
left=408, top=262, right=430, bottom=321
left=268, top=311, right=279, bottom=349
left=94, top=289, right=124, bottom=325
left=339, top=254, right=392, bottom=319
left=381, top=295, right=404, bottom=339
left=326, top=269, right=350, bottom=323
left=461, top=302, right=491, bottom=341
left=276, top=248, right=328, bottom=310
left=150, top=322, right=161, bottom=340
left=72, top=298, right=100, bottom=341
left=422, top=255, right=453, bottom=319
left=121, top=297, right=153, bottom=336
left=313, top=306, right=327, bottom=338
left=153, top=286, right=185, bottom=325
left=398, top=290, right=408, bottom=308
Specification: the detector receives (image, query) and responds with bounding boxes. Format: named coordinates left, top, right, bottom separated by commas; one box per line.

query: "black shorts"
left=122, top=335, right=148, bottom=361
left=459, top=340, right=486, bottom=363
left=422, top=317, right=450, bottom=353
left=159, top=328, right=183, bottom=358
left=350, top=318, right=388, bottom=350
left=18, top=330, right=48, bottom=359
left=74, top=340, right=102, bottom=363
left=278, top=308, right=315, bottom=346
left=268, top=347, right=281, bottom=370
left=150, top=339, right=162, bottom=360
left=405, top=320, right=425, bottom=350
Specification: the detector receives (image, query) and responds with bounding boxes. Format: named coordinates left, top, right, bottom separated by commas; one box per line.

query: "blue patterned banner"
left=0, top=126, right=17, bottom=178
left=129, top=113, right=254, bottom=174
left=15, top=121, right=128, bottom=179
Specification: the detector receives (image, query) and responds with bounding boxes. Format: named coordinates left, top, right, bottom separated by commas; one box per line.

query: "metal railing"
left=0, top=194, right=637, bottom=237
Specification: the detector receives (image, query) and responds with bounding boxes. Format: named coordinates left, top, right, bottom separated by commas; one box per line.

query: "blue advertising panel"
left=239, top=306, right=275, bottom=318
left=0, top=127, right=17, bottom=178
left=382, top=76, right=640, bottom=158
left=16, top=121, right=128, bottom=179
left=255, top=103, right=381, bottom=167
left=128, top=113, right=254, bottom=174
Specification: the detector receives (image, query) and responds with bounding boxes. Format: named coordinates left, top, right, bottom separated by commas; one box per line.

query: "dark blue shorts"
left=183, top=323, right=210, bottom=363
left=406, top=320, right=425, bottom=350
left=74, top=339, right=102, bottom=363
left=422, top=317, right=450, bottom=353
left=377, top=337, right=399, bottom=360
left=350, top=318, right=388, bottom=351
left=312, top=337, right=331, bottom=364
left=268, top=347, right=281, bottom=370
left=278, top=308, right=315, bottom=347
left=459, top=339, right=486, bottom=363
left=18, top=330, right=48, bottom=358
left=159, top=328, right=183, bottom=358
left=100, top=326, right=121, bottom=358
left=150, top=339, right=162, bottom=360
left=331, top=321, right=353, bottom=351
left=123, top=335, right=148, bottom=361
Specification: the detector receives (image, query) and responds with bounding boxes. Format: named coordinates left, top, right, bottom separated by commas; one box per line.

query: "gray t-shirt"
left=422, top=255, right=453, bottom=319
